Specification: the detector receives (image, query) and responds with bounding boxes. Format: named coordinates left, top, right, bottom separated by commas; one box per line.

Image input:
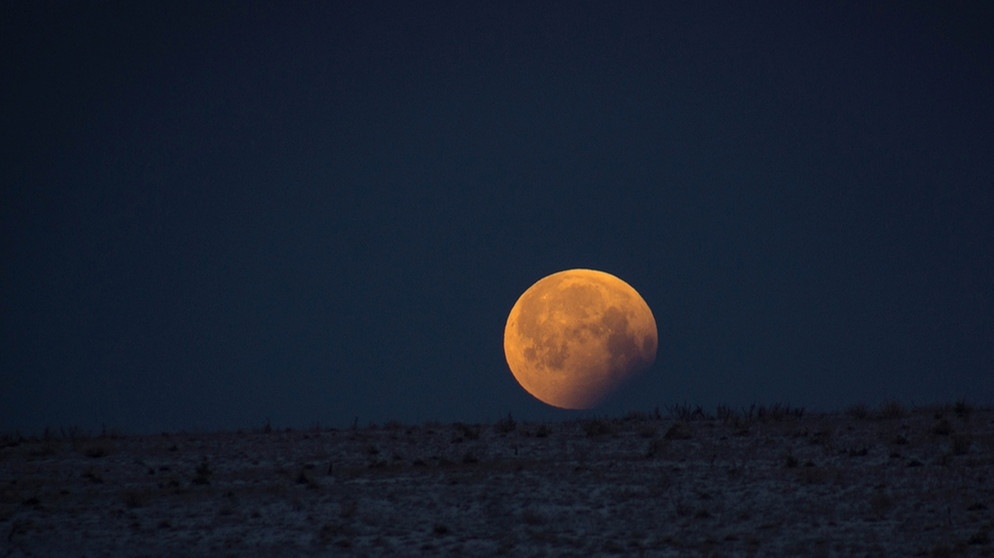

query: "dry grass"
left=2, top=403, right=993, bottom=556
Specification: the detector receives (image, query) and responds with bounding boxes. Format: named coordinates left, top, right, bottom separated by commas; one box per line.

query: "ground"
left=2, top=403, right=993, bottom=556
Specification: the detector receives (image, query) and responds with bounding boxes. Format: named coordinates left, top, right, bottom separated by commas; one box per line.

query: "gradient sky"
left=3, top=2, right=992, bottom=434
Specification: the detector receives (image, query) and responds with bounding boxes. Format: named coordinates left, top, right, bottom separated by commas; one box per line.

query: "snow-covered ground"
left=3, top=404, right=993, bottom=556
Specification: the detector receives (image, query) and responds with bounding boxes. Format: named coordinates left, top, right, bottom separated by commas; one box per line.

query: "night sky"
left=3, top=2, right=992, bottom=435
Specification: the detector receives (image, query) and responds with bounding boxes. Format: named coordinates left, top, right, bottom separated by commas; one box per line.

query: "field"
left=3, top=403, right=993, bottom=556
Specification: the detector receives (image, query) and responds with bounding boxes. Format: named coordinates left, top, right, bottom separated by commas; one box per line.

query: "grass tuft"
left=192, top=459, right=212, bottom=485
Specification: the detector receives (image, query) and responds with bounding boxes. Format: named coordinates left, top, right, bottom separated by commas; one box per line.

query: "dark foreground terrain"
left=3, top=403, right=993, bottom=556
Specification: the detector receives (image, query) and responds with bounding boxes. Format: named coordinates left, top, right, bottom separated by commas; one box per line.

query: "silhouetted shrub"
left=532, top=424, right=551, bottom=438
left=663, top=422, right=692, bottom=440
left=798, top=464, right=835, bottom=485
left=869, top=491, right=894, bottom=518
left=454, top=422, right=480, bottom=441
left=968, top=529, right=990, bottom=545
left=878, top=401, right=906, bottom=419
left=297, top=469, right=319, bottom=489
left=667, top=403, right=709, bottom=421
left=522, top=508, right=546, bottom=525
left=952, top=434, right=972, bottom=455
left=339, top=497, right=358, bottom=519
left=82, top=467, right=103, bottom=484
left=432, top=523, right=450, bottom=536
left=495, top=413, right=517, bottom=434
left=715, top=405, right=737, bottom=424
left=123, top=489, right=150, bottom=508
left=638, top=425, right=657, bottom=438
left=192, top=459, right=212, bottom=485
left=783, top=451, right=799, bottom=468
left=932, top=419, right=953, bottom=436
left=757, top=403, right=805, bottom=422
left=955, top=399, right=973, bottom=420
left=847, top=403, right=870, bottom=419
left=80, top=440, right=114, bottom=458
left=645, top=437, right=667, bottom=458
left=582, top=419, right=615, bottom=437
left=625, top=410, right=659, bottom=423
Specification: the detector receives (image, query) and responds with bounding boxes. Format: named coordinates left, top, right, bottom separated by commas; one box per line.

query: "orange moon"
left=503, top=269, right=658, bottom=409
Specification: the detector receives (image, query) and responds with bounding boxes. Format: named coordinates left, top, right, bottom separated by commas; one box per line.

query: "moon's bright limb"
left=503, top=269, right=658, bottom=409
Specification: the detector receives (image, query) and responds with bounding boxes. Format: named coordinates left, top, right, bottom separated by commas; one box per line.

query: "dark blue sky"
left=3, top=2, right=992, bottom=434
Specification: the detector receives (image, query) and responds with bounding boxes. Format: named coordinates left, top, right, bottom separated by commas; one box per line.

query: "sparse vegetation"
left=954, top=399, right=973, bottom=420
left=663, top=422, right=692, bottom=440
left=710, top=403, right=806, bottom=425
left=339, top=497, right=358, bottom=519
left=82, top=467, right=103, bottom=484
left=530, top=424, right=551, bottom=438
left=192, top=459, right=212, bottom=485
left=783, top=450, right=799, bottom=469
left=296, top=468, right=319, bottom=489
left=582, top=418, right=616, bottom=437
left=878, top=401, right=906, bottom=419
left=951, top=434, right=972, bottom=455
left=81, top=442, right=113, bottom=458
left=932, top=418, right=954, bottom=436
left=645, top=437, right=668, bottom=458
left=4, top=403, right=992, bottom=555
left=453, top=422, right=481, bottom=441
left=667, top=403, right=709, bottom=421
left=847, top=403, right=871, bottom=419
left=869, top=490, right=895, bottom=518
left=495, top=413, right=517, bottom=434
left=968, top=529, right=990, bottom=546
left=521, top=508, right=546, bottom=526
left=123, top=489, right=151, bottom=508
left=622, top=410, right=656, bottom=422
left=716, top=404, right=737, bottom=424
left=432, top=523, right=450, bottom=536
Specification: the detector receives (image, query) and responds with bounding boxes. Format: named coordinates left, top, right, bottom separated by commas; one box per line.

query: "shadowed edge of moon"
left=504, top=269, right=657, bottom=409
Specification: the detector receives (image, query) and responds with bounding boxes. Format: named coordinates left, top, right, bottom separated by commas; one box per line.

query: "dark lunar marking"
left=524, top=347, right=536, bottom=362
left=601, top=306, right=643, bottom=371
left=539, top=336, right=569, bottom=370
left=600, top=306, right=628, bottom=331
left=522, top=341, right=568, bottom=371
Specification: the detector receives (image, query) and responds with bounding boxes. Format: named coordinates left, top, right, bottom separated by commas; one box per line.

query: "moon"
left=503, top=269, right=658, bottom=409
